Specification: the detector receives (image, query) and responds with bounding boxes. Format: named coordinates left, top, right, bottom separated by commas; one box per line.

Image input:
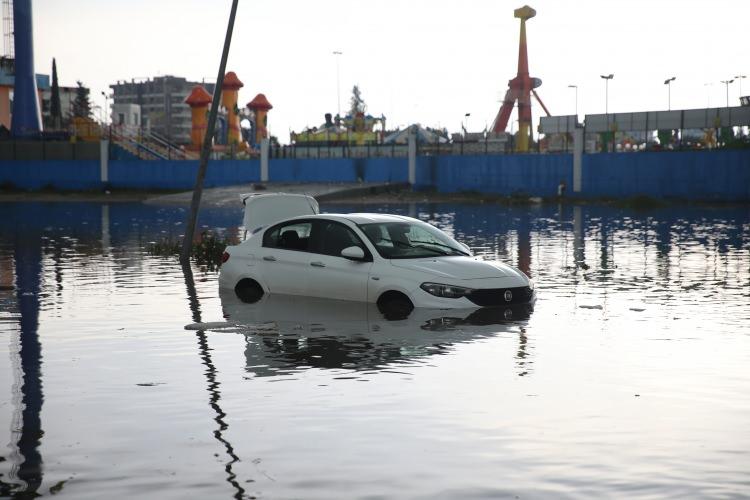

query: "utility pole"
left=734, top=74, right=746, bottom=97
left=720, top=79, right=734, bottom=108
left=567, top=84, right=578, bottom=117
left=600, top=74, right=614, bottom=114
left=333, top=51, right=342, bottom=117
left=663, top=77, right=676, bottom=110
left=181, top=0, right=239, bottom=263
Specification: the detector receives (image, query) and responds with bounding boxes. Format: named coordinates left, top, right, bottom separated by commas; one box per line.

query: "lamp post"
left=101, top=91, right=109, bottom=124
left=703, top=83, right=713, bottom=108
left=734, top=74, right=746, bottom=97
left=333, top=50, right=342, bottom=117
left=463, top=112, right=471, bottom=135
left=663, top=77, right=676, bottom=110
left=720, top=79, right=735, bottom=107
left=567, top=84, right=578, bottom=117
left=600, top=74, right=614, bottom=114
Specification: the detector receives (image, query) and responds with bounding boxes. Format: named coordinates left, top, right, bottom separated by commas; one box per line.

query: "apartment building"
left=110, top=75, right=215, bottom=144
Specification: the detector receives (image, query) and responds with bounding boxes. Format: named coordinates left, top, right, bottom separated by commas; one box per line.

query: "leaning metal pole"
left=181, top=0, right=239, bottom=263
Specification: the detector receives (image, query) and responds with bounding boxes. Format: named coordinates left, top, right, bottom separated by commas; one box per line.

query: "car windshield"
left=358, top=221, right=470, bottom=259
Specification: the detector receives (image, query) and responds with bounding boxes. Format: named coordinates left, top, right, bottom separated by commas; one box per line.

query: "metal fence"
left=271, top=138, right=513, bottom=159
left=0, top=140, right=100, bottom=161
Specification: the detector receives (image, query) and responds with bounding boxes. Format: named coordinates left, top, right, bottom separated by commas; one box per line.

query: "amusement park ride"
left=491, top=5, right=551, bottom=153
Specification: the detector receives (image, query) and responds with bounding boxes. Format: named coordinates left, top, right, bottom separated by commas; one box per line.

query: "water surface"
left=1, top=201, right=749, bottom=499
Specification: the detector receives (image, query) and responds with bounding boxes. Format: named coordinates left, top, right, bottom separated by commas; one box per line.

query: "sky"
left=28, top=0, right=750, bottom=142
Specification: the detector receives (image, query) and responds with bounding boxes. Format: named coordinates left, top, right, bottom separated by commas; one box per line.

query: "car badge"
left=504, top=290, right=513, bottom=302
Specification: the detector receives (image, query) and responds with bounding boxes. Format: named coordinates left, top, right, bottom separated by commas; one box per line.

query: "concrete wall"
left=0, top=150, right=748, bottom=201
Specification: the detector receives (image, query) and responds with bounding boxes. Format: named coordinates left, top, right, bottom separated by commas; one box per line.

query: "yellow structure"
left=247, top=94, right=273, bottom=145
left=71, top=116, right=101, bottom=141
left=221, top=71, right=244, bottom=146
left=185, top=85, right=212, bottom=151
left=291, top=112, right=385, bottom=146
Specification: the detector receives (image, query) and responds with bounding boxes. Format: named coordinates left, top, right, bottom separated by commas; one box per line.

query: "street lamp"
left=720, top=79, right=735, bottom=107
left=332, top=51, right=342, bottom=117
left=734, top=74, right=746, bottom=97
left=600, top=74, right=614, bottom=114
left=663, top=77, right=676, bottom=110
left=567, top=84, right=578, bottom=117
left=463, top=112, right=471, bottom=135
left=101, top=90, right=109, bottom=124
left=703, top=83, right=713, bottom=108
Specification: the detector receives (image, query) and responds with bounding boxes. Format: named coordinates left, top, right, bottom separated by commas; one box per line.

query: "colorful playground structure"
left=291, top=112, right=386, bottom=146
left=184, top=71, right=272, bottom=155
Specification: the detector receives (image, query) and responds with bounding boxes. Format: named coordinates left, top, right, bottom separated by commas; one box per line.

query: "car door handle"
left=263, top=256, right=277, bottom=262
left=310, top=261, right=326, bottom=268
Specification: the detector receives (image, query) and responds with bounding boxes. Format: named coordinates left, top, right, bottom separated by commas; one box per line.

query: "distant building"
left=0, top=57, right=50, bottom=130
left=110, top=75, right=216, bottom=144
left=40, top=85, right=77, bottom=126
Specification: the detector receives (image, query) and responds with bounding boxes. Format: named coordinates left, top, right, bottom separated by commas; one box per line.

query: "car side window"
left=314, top=221, right=369, bottom=258
left=263, top=222, right=312, bottom=252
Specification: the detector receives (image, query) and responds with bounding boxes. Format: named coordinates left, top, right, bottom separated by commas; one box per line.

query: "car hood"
left=390, top=256, right=525, bottom=281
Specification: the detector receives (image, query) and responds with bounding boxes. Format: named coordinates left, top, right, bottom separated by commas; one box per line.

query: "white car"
left=219, top=193, right=535, bottom=312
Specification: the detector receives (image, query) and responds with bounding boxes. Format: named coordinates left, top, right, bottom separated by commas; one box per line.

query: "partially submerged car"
left=219, top=193, right=535, bottom=311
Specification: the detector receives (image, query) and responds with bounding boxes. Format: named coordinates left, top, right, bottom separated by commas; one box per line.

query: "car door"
left=307, top=220, right=373, bottom=302
left=257, top=220, right=312, bottom=295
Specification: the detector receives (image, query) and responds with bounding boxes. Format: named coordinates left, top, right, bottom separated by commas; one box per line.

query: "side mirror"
left=341, top=246, right=366, bottom=261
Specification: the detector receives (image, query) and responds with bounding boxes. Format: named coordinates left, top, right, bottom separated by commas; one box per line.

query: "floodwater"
left=0, top=200, right=749, bottom=499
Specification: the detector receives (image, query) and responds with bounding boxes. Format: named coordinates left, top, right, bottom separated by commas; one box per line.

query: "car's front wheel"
left=235, top=278, right=264, bottom=303
left=377, top=291, right=414, bottom=320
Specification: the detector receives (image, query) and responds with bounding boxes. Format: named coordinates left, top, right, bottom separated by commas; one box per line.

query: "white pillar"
left=573, top=128, right=583, bottom=193
left=407, top=130, right=416, bottom=186
left=100, top=139, right=109, bottom=183
left=260, top=138, right=270, bottom=182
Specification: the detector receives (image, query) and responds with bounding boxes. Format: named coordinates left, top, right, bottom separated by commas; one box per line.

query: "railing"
left=107, top=125, right=195, bottom=160
left=271, top=138, right=513, bottom=159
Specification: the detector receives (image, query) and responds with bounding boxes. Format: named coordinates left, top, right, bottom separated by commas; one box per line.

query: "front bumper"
left=410, top=284, right=535, bottom=309
left=465, top=286, right=535, bottom=306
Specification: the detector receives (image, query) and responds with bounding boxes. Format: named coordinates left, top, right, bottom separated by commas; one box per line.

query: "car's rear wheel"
left=377, top=291, right=414, bottom=320
left=235, top=278, right=264, bottom=303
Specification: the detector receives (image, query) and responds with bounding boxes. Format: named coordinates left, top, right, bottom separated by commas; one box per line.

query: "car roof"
left=284, top=213, right=417, bottom=225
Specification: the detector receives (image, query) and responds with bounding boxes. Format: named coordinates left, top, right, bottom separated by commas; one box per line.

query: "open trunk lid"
left=241, top=192, right=319, bottom=234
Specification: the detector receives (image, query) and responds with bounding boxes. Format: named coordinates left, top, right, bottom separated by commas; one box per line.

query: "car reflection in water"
left=217, top=289, right=534, bottom=378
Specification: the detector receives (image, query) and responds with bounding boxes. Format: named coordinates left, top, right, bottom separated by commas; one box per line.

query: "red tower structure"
left=491, top=5, right=550, bottom=152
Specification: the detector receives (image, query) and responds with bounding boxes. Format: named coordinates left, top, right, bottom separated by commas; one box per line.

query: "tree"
left=349, top=85, right=366, bottom=117
left=49, top=58, right=62, bottom=128
left=72, top=80, right=92, bottom=119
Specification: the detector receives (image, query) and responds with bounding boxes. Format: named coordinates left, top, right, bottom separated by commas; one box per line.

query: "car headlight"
left=420, top=282, right=473, bottom=299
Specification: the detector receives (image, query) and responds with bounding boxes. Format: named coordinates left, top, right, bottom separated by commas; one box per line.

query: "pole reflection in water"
left=1, top=237, right=44, bottom=497
left=573, top=205, right=587, bottom=270
left=517, top=210, right=532, bottom=275
left=181, top=262, right=247, bottom=500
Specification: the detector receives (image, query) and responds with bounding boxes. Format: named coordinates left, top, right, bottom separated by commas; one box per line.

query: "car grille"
left=466, top=286, right=534, bottom=306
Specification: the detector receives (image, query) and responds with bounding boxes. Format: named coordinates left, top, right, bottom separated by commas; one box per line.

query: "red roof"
left=184, top=85, right=212, bottom=106
left=247, top=93, right=273, bottom=111
left=222, top=71, right=244, bottom=91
